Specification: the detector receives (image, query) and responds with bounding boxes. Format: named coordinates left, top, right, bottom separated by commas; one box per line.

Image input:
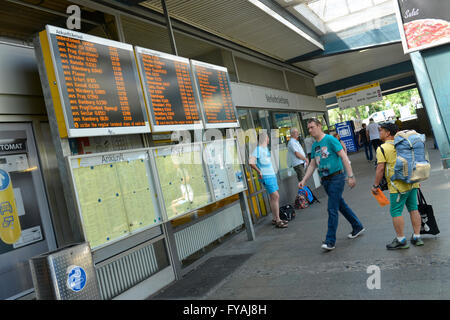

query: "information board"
left=69, top=150, right=161, bottom=249
left=135, top=47, right=203, bottom=132
left=204, top=139, right=246, bottom=200
left=224, top=139, right=246, bottom=194
left=153, top=144, right=212, bottom=220
left=395, top=0, right=450, bottom=53
left=44, top=25, right=150, bottom=138
left=204, top=141, right=232, bottom=200
left=191, top=60, right=239, bottom=129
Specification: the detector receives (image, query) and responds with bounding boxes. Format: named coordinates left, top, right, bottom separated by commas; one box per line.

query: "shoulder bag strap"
left=417, top=188, right=427, bottom=206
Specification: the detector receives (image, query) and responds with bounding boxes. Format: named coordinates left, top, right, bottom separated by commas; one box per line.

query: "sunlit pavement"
left=153, top=139, right=450, bottom=300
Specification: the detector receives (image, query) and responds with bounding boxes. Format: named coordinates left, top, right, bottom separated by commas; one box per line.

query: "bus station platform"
left=151, top=140, right=450, bottom=300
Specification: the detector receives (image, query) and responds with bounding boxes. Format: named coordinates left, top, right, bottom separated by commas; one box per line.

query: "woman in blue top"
left=298, top=119, right=365, bottom=251
left=249, top=131, right=287, bottom=228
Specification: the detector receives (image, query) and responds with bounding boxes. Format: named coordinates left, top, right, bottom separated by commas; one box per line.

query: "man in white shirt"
left=367, top=118, right=382, bottom=155
left=287, top=128, right=309, bottom=182
left=304, top=135, right=315, bottom=161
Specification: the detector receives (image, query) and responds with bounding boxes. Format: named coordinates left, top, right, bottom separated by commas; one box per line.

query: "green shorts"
left=390, top=188, right=418, bottom=218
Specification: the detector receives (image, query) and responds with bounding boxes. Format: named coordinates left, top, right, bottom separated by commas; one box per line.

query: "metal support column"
left=239, top=192, right=256, bottom=241
left=161, top=0, right=178, bottom=56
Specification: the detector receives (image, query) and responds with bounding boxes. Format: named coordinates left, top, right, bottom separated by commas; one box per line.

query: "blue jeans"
left=321, top=173, right=363, bottom=245
left=362, top=142, right=372, bottom=161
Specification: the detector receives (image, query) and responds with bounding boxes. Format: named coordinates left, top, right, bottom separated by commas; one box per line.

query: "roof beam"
left=316, top=61, right=414, bottom=96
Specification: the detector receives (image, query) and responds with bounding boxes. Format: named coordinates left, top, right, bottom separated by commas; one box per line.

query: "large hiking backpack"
left=391, top=130, right=430, bottom=184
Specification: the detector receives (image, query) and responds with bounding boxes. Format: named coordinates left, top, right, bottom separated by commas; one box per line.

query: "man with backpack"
left=372, top=123, right=424, bottom=249
left=298, top=118, right=365, bottom=251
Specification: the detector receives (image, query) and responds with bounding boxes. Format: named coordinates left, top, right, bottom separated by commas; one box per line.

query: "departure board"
left=44, top=25, right=150, bottom=138
left=135, top=47, right=203, bottom=132
left=191, top=60, right=239, bottom=129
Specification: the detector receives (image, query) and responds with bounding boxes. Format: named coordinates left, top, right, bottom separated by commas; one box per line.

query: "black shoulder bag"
left=417, top=188, right=440, bottom=235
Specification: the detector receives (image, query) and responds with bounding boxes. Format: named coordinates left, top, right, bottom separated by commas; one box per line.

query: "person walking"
left=332, top=132, right=347, bottom=154
left=395, top=117, right=403, bottom=130
left=372, top=122, right=423, bottom=249
left=367, top=118, right=382, bottom=155
left=298, top=119, right=365, bottom=251
left=249, top=131, right=287, bottom=228
left=359, top=123, right=372, bottom=161
left=288, top=128, right=309, bottom=182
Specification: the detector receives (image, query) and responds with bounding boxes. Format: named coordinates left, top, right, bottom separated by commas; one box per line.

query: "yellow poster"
left=0, top=169, right=22, bottom=244
left=72, top=154, right=160, bottom=248
left=116, top=159, right=159, bottom=231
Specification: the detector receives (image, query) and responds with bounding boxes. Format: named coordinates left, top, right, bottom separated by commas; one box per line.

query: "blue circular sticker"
left=0, top=169, right=11, bottom=191
left=67, top=265, right=87, bottom=292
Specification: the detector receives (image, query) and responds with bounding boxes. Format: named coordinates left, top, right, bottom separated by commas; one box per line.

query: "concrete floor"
left=153, top=140, right=450, bottom=300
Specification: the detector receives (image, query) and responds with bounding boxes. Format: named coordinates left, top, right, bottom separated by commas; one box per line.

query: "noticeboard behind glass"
left=153, top=143, right=212, bottom=220
left=69, top=150, right=161, bottom=249
left=204, top=139, right=246, bottom=201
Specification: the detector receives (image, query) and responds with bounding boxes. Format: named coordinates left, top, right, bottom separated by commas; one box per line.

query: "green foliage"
left=328, top=88, right=420, bottom=125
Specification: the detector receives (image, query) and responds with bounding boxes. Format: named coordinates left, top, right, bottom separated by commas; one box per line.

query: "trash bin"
left=29, top=242, right=101, bottom=300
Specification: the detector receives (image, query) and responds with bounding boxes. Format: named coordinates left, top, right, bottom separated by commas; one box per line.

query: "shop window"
left=272, top=112, right=304, bottom=180
left=300, top=111, right=329, bottom=136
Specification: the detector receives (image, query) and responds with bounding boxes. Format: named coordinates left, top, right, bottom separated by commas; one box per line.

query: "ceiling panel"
left=139, top=0, right=319, bottom=60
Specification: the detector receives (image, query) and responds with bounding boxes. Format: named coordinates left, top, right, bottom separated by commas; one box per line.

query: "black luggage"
left=279, top=204, right=296, bottom=221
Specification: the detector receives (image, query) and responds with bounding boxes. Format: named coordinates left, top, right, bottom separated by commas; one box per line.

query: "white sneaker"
left=321, top=242, right=335, bottom=251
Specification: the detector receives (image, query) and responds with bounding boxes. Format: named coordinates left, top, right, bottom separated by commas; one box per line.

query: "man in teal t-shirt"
left=299, top=119, right=364, bottom=251
left=311, top=134, right=344, bottom=178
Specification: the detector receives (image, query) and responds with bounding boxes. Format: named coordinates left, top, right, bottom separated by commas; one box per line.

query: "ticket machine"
left=0, top=123, right=56, bottom=299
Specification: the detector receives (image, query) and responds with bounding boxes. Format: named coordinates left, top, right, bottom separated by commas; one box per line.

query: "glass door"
left=237, top=108, right=269, bottom=223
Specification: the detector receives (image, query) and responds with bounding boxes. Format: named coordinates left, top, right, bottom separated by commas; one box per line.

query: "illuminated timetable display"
left=191, top=60, right=239, bottom=129
left=135, top=47, right=202, bottom=132
left=44, top=25, right=150, bottom=137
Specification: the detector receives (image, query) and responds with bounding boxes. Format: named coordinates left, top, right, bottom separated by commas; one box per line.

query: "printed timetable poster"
left=70, top=151, right=161, bottom=249
left=154, top=144, right=212, bottom=220
left=135, top=47, right=203, bottom=132
left=395, top=0, right=450, bottom=53
left=42, top=25, right=150, bottom=137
